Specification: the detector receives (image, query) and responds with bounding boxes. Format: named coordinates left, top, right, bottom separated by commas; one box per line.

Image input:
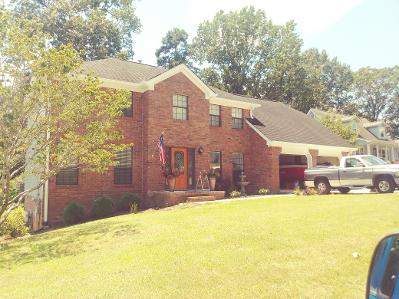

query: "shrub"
left=258, top=188, right=270, bottom=195
left=63, top=202, right=85, bottom=225
left=0, top=206, right=29, bottom=238
left=117, top=192, right=140, bottom=212
left=229, top=190, right=241, bottom=198
left=293, top=187, right=303, bottom=196
left=303, top=187, right=319, bottom=196
left=91, top=196, right=113, bottom=219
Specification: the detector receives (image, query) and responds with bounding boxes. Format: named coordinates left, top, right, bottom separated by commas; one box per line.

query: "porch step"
left=186, top=195, right=216, bottom=202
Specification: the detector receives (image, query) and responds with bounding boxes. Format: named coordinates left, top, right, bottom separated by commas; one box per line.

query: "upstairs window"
left=232, top=107, right=243, bottom=129
left=210, top=104, right=221, bottom=127
left=123, top=92, right=133, bottom=117
left=114, top=148, right=132, bottom=184
left=173, top=95, right=188, bottom=120
left=56, top=166, right=78, bottom=185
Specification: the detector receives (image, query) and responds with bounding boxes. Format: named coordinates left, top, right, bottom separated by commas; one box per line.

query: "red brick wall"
left=247, top=129, right=281, bottom=193
left=47, top=92, right=144, bottom=224
left=47, top=73, right=281, bottom=224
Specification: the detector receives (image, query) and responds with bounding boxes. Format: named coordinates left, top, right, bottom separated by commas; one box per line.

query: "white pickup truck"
left=304, top=155, right=399, bottom=194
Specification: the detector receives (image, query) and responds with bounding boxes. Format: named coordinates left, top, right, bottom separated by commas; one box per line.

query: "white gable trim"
left=146, top=64, right=216, bottom=99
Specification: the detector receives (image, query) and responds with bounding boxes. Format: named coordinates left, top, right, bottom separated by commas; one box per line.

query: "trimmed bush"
left=91, top=196, right=113, bottom=219
left=117, top=192, right=141, bottom=212
left=229, top=190, right=241, bottom=198
left=63, top=202, right=85, bottom=225
left=258, top=188, right=270, bottom=195
left=0, top=206, right=29, bottom=238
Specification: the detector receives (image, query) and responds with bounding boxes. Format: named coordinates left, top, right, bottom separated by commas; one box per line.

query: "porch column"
left=308, top=149, right=319, bottom=167
left=376, top=144, right=380, bottom=158
left=385, top=145, right=389, bottom=161
left=366, top=143, right=371, bottom=155
left=392, top=147, right=395, bottom=161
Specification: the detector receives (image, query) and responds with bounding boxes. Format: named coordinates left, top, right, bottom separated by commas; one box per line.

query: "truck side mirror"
left=367, top=233, right=399, bottom=298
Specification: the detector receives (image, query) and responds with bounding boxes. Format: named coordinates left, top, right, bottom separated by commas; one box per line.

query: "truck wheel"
left=315, top=179, right=331, bottom=195
left=375, top=176, right=395, bottom=193
left=338, top=187, right=350, bottom=194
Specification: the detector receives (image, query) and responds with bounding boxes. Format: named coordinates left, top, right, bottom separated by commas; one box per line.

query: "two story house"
left=26, top=59, right=355, bottom=225
left=308, top=108, right=399, bottom=162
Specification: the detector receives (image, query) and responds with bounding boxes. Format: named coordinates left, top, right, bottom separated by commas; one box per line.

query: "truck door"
left=340, top=157, right=370, bottom=186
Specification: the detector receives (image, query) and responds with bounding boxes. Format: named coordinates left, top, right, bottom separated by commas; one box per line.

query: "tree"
left=352, top=67, right=399, bottom=121
left=0, top=12, right=130, bottom=225
left=11, top=0, right=141, bottom=60
left=191, top=7, right=334, bottom=113
left=320, top=115, right=358, bottom=145
left=300, top=48, right=354, bottom=113
left=156, top=28, right=193, bottom=69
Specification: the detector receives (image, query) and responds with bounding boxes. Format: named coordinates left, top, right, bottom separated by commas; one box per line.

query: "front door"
left=171, top=147, right=188, bottom=190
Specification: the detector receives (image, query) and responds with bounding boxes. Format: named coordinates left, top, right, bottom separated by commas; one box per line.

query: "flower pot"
left=167, top=176, right=176, bottom=192
left=209, top=176, right=217, bottom=191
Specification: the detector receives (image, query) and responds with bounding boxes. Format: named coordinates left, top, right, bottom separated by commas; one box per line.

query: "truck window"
left=345, top=158, right=364, bottom=168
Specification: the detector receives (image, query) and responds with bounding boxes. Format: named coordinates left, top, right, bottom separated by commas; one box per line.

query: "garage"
left=279, top=154, right=308, bottom=189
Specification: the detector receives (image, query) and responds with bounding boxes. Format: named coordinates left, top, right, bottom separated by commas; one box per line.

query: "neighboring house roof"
left=81, top=58, right=167, bottom=83
left=308, top=108, right=387, bottom=142
left=249, top=102, right=352, bottom=147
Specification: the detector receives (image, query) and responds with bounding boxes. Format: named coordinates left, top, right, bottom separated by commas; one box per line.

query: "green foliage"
left=353, top=66, right=399, bottom=138
left=229, top=190, right=241, bottom=198
left=11, top=0, right=141, bottom=60
left=320, top=115, right=358, bottom=145
left=63, top=202, right=85, bottom=225
left=117, top=193, right=140, bottom=212
left=91, top=196, right=113, bottom=219
left=258, top=188, right=270, bottom=195
left=0, top=11, right=131, bottom=225
left=155, top=28, right=193, bottom=69
left=0, top=206, right=29, bottom=237
left=293, top=187, right=318, bottom=196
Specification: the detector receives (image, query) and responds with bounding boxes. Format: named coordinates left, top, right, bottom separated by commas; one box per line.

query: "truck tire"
left=338, top=187, right=350, bottom=194
left=375, top=176, right=395, bottom=193
left=315, top=179, right=331, bottom=195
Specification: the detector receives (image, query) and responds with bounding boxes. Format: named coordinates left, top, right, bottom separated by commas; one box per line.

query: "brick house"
left=24, top=58, right=356, bottom=225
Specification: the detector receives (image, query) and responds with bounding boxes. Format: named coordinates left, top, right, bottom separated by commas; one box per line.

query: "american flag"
left=158, top=133, right=166, bottom=166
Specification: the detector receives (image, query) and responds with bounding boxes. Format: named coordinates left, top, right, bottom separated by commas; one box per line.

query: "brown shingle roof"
left=248, top=102, right=352, bottom=147
left=80, top=58, right=167, bottom=83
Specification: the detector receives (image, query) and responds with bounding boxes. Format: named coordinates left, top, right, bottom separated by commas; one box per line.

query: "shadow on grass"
left=0, top=218, right=138, bottom=268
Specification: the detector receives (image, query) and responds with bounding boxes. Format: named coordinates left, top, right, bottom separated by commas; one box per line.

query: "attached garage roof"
left=247, top=101, right=352, bottom=148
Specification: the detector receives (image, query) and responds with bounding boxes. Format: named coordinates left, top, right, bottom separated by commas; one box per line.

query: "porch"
left=146, top=190, right=226, bottom=208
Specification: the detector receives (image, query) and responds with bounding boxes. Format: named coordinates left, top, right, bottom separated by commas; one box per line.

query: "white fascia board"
left=146, top=64, right=217, bottom=99
left=211, top=97, right=261, bottom=110
left=272, top=141, right=357, bottom=156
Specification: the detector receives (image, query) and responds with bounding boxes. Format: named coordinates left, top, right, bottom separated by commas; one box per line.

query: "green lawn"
left=1, top=194, right=399, bottom=298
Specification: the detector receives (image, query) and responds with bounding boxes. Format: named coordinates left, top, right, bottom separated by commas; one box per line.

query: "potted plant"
left=162, top=166, right=180, bottom=192
left=207, top=168, right=219, bottom=191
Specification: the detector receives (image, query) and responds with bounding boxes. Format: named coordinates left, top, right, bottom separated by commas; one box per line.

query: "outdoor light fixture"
left=198, top=146, right=204, bottom=154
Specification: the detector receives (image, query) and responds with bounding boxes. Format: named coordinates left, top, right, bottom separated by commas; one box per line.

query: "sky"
left=133, top=0, right=399, bottom=70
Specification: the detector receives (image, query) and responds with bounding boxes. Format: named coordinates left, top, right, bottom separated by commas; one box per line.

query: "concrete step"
left=186, top=195, right=216, bottom=202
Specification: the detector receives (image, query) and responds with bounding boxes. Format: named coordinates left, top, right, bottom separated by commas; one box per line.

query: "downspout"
left=141, top=93, right=144, bottom=197
left=43, top=129, right=50, bottom=224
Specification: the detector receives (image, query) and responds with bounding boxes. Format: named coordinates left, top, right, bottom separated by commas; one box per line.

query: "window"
left=232, top=107, right=243, bottom=129
left=345, top=158, right=364, bottom=168
left=123, top=92, right=133, bottom=117
left=232, top=153, right=244, bottom=183
left=173, top=95, right=188, bottom=120
left=210, top=104, right=221, bottom=127
left=210, top=151, right=221, bottom=176
left=56, top=166, right=78, bottom=185
left=114, top=148, right=132, bottom=184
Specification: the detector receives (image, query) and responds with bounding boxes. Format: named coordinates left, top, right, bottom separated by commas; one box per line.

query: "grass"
left=1, top=193, right=399, bottom=298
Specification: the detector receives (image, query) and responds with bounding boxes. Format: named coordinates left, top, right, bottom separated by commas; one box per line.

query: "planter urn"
left=167, top=176, right=176, bottom=192
left=209, top=176, right=217, bottom=191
